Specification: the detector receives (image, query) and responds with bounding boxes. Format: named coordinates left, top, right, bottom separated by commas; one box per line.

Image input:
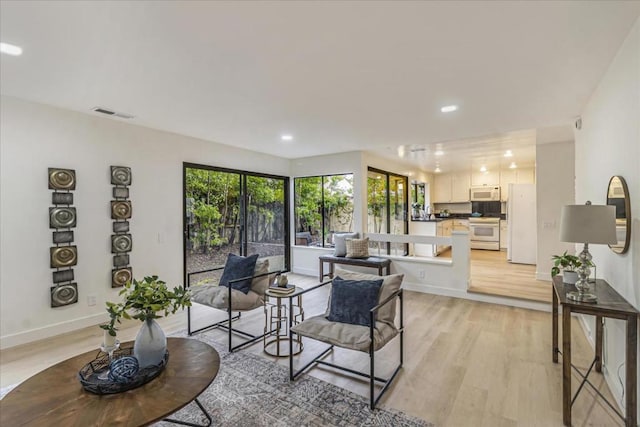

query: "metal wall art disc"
left=51, top=283, right=78, bottom=307
left=111, top=201, right=132, bottom=220
left=111, top=166, right=132, bottom=186
left=111, top=234, right=133, bottom=253
left=50, top=246, right=78, bottom=268
left=112, top=267, right=132, bottom=288
left=49, top=207, right=77, bottom=229
left=48, top=168, right=76, bottom=190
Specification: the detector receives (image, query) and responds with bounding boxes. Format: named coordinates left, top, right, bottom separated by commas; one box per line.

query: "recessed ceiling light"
left=504, top=150, right=513, bottom=157
left=0, top=42, right=23, bottom=56
left=435, top=150, right=444, bottom=156
left=434, top=167, right=441, bottom=173
left=440, top=105, right=458, bottom=113
left=280, top=134, right=293, bottom=141
left=480, top=166, right=487, bottom=172
left=509, top=162, right=517, bottom=169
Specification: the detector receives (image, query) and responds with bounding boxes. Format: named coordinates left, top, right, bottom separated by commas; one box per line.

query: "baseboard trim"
left=0, top=312, right=108, bottom=350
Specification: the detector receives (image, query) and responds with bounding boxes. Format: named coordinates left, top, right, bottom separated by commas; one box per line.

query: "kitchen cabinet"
left=436, top=219, right=453, bottom=255
left=434, top=172, right=470, bottom=203
left=433, top=174, right=452, bottom=203
left=517, top=168, right=535, bottom=184
left=471, top=170, right=499, bottom=187
left=500, top=220, right=508, bottom=249
left=451, top=172, right=471, bottom=202
left=453, top=219, right=469, bottom=232
left=499, top=167, right=535, bottom=201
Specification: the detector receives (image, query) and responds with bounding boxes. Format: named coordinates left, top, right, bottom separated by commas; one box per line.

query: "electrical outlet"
left=87, top=295, right=97, bottom=306
left=419, top=270, right=425, bottom=279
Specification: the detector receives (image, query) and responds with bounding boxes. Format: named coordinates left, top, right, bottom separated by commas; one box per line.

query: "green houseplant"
left=550, top=251, right=593, bottom=284
left=100, top=276, right=191, bottom=367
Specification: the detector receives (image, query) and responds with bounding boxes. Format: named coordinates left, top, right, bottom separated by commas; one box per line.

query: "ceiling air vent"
left=92, top=107, right=135, bottom=120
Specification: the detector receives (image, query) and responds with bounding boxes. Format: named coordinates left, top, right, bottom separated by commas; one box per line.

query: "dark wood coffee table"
left=0, top=337, right=220, bottom=427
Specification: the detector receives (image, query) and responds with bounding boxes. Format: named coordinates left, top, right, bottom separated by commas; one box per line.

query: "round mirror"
left=606, top=176, right=630, bottom=254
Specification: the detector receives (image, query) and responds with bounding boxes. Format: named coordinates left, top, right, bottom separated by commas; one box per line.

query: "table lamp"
left=559, top=201, right=616, bottom=302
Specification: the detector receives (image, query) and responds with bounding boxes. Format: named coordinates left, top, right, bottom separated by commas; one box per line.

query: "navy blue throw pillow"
left=327, top=277, right=384, bottom=327
left=219, top=253, right=259, bottom=294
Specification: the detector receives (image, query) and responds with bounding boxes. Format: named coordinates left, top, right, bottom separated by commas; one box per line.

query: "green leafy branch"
left=100, top=276, right=191, bottom=336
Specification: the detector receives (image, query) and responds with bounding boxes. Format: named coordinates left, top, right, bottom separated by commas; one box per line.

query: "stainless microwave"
left=470, top=186, right=501, bottom=201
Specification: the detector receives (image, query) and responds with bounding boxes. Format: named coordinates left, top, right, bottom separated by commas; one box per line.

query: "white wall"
left=0, top=96, right=290, bottom=348
left=574, top=18, right=639, bottom=414
left=535, top=140, right=576, bottom=279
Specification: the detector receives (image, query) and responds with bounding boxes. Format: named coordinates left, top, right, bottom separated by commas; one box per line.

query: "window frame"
left=367, top=167, right=409, bottom=255
left=293, top=173, right=354, bottom=248
left=182, top=162, right=290, bottom=284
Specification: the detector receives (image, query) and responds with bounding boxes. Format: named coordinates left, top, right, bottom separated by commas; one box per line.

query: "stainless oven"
left=468, top=217, right=500, bottom=250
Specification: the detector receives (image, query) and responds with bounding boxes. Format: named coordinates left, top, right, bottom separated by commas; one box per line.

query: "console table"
left=318, top=255, right=391, bottom=281
left=0, top=337, right=219, bottom=427
left=552, top=276, right=638, bottom=427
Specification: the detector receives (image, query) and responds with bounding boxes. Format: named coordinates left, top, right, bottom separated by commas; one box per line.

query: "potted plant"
left=550, top=251, right=592, bottom=285
left=100, top=276, right=191, bottom=367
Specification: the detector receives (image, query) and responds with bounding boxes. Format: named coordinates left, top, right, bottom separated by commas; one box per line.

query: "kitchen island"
left=410, top=218, right=453, bottom=256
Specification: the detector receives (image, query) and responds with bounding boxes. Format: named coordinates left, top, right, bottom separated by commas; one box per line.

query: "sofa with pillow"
left=188, top=253, right=277, bottom=352
left=289, top=267, right=404, bottom=409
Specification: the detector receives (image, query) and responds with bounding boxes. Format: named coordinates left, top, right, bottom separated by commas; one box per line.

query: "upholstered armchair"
left=187, top=254, right=277, bottom=352
left=289, top=268, right=404, bottom=409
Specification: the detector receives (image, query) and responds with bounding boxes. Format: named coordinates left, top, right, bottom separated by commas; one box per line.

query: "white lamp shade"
left=559, top=204, right=617, bottom=244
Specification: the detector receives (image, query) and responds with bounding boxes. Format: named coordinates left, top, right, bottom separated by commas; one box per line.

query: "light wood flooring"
left=0, top=272, right=623, bottom=426
left=440, top=248, right=550, bottom=303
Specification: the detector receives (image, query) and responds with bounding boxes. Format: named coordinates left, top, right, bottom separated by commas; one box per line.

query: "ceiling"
left=1, top=1, right=638, bottom=174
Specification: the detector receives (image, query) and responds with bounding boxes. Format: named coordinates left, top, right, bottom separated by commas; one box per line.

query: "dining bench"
left=318, top=255, right=391, bottom=281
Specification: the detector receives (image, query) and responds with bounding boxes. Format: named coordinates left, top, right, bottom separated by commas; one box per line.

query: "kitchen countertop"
left=411, top=213, right=507, bottom=221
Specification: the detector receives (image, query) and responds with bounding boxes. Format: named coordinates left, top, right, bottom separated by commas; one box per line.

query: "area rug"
left=156, top=331, right=431, bottom=427
left=1, top=332, right=432, bottom=426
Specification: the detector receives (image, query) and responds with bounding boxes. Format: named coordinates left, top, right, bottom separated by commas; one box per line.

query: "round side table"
left=263, top=286, right=305, bottom=357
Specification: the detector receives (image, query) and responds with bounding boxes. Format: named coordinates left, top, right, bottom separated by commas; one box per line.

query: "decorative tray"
left=78, top=346, right=169, bottom=395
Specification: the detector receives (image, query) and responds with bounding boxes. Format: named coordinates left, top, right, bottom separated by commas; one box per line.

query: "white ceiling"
left=1, top=1, right=638, bottom=174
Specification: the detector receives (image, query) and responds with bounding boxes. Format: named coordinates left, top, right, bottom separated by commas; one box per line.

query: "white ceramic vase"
left=563, top=270, right=579, bottom=285
left=133, top=318, right=167, bottom=368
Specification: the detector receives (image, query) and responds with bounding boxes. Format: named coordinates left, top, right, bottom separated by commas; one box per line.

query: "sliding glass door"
left=245, top=175, right=288, bottom=271
left=183, top=163, right=289, bottom=285
left=367, top=167, right=408, bottom=256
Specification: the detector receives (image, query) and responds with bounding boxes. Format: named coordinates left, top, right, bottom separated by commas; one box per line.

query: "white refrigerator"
left=507, top=183, right=537, bottom=264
